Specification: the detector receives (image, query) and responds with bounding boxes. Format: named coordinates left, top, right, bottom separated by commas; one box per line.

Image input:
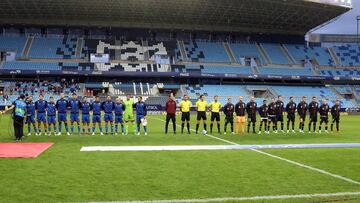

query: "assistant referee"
left=180, top=94, right=192, bottom=134
left=209, top=95, right=221, bottom=134
left=195, top=95, right=208, bottom=134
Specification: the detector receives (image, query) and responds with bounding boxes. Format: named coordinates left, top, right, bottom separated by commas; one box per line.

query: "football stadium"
left=0, top=0, right=360, bottom=202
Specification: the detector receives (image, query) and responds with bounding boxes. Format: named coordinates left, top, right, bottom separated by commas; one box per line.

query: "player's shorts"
left=197, top=111, right=207, bottom=121
left=248, top=115, right=256, bottom=122
left=310, top=115, right=317, bottom=122
left=92, top=114, right=101, bottom=123
left=82, top=114, right=90, bottom=123
left=181, top=112, right=190, bottom=122
left=115, top=115, right=124, bottom=124
left=320, top=116, right=328, bottom=123
left=104, top=113, right=113, bottom=122
left=47, top=115, right=56, bottom=124
left=236, top=116, right=245, bottom=123
left=70, top=113, right=80, bottom=122
left=37, top=112, right=46, bottom=122
left=58, top=113, right=67, bottom=122
left=211, top=112, right=220, bottom=122
left=287, top=114, right=295, bottom=122
left=124, top=113, right=135, bottom=122
left=268, top=115, right=277, bottom=122
left=332, top=116, right=340, bottom=123
left=276, top=114, right=284, bottom=122
left=136, top=115, right=145, bottom=123
left=260, top=117, right=268, bottom=122
left=224, top=116, right=234, bottom=123
left=26, top=115, right=35, bottom=123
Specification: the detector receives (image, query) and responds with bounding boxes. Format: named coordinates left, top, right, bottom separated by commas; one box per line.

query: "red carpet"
left=0, top=142, right=54, bottom=158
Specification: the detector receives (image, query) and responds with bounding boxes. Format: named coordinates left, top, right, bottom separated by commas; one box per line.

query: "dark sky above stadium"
left=314, top=0, right=360, bottom=34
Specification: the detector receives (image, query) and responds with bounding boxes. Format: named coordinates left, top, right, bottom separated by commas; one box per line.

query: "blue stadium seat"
left=261, top=43, right=290, bottom=65
left=258, top=66, right=313, bottom=76
left=285, top=44, right=334, bottom=66
left=333, top=44, right=360, bottom=66
left=29, top=37, right=77, bottom=59
left=201, top=65, right=253, bottom=74
left=0, top=36, right=27, bottom=58
left=229, top=43, right=265, bottom=65
left=320, top=68, right=360, bottom=77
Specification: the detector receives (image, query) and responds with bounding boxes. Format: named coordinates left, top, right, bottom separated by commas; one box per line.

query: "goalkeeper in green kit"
left=123, top=95, right=136, bottom=135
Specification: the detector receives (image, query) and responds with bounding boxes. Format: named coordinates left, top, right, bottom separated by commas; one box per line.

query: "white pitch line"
left=87, top=191, right=360, bottom=203
left=152, top=117, right=360, bottom=185
left=80, top=143, right=360, bottom=152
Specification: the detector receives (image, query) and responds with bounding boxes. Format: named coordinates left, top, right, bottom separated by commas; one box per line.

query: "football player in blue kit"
left=47, top=96, right=57, bottom=136
left=25, top=95, right=37, bottom=136
left=56, top=93, right=70, bottom=136
left=69, top=93, right=82, bottom=136
left=81, top=96, right=91, bottom=135
left=102, top=95, right=115, bottom=135
left=114, top=98, right=125, bottom=135
left=134, top=96, right=148, bottom=136
left=35, top=94, right=48, bottom=136
left=91, top=96, right=103, bottom=136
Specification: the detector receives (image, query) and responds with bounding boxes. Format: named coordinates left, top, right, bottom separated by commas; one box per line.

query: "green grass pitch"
left=0, top=113, right=359, bottom=203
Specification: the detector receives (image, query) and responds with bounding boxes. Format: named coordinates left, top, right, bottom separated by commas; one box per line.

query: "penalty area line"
left=152, top=117, right=360, bottom=185
left=86, top=191, right=360, bottom=203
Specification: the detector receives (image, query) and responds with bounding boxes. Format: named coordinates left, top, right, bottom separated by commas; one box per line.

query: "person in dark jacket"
left=165, top=95, right=177, bottom=134
left=297, top=96, right=308, bottom=133
left=275, top=95, right=285, bottom=133
left=246, top=96, right=257, bottom=134
left=285, top=96, right=297, bottom=133
left=258, top=100, right=268, bottom=134
left=235, top=96, right=246, bottom=135
left=331, top=100, right=341, bottom=133
left=223, top=97, right=235, bottom=135
left=308, top=96, right=319, bottom=133
left=267, top=97, right=278, bottom=133
left=319, top=99, right=330, bottom=133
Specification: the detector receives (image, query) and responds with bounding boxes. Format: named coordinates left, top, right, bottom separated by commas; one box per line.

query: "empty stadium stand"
left=0, top=36, right=27, bottom=58
left=261, top=43, right=290, bottom=65
left=333, top=44, right=360, bottom=66
left=320, top=68, right=360, bottom=76
left=29, top=37, right=78, bottom=59
left=229, top=42, right=265, bottom=65
left=284, top=44, right=335, bottom=66
left=258, top=66, right=313, bottom=76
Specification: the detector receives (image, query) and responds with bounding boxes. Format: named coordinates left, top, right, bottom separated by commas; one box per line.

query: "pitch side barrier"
left=1, top=69, right=360, bottom=82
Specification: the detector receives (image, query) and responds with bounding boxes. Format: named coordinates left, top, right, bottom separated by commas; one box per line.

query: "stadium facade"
left=0, top=0, right=358, bottom=111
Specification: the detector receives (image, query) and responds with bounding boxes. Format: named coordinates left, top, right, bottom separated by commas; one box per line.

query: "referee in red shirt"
left=165, top=95, right=177, bottom=134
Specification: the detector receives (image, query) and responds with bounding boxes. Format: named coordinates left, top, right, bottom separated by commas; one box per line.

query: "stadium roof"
left=0, top=0, right=351, bottom=35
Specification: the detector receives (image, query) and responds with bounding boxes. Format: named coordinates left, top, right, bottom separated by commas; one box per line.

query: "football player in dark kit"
left=308, top=96, right=319, bottom=133
left=297, top=96, right=308, bottom=133
left=319, top=99, right=330, bottom=133
left=246, top=96, right=257, bottom=134
left=275, top=95, right=285, bottom=133
left=258, top=99, right=269, bottom=134
left=331, top=100, right=341, bottom=133
left=235, top=96, right=246, bottom=135
left=267, top=97, right=278, bottom=133
left=285, top=96, right=297, bottom=133
left=223, top=97, right=235, bottom=135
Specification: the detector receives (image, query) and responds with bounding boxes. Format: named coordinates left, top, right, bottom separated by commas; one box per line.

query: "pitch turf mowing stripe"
left=153, top=117, right=360, bottom=186
left=80, top=143, right=360, bottom=152
left=86, top=191, right=360, bottom=203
